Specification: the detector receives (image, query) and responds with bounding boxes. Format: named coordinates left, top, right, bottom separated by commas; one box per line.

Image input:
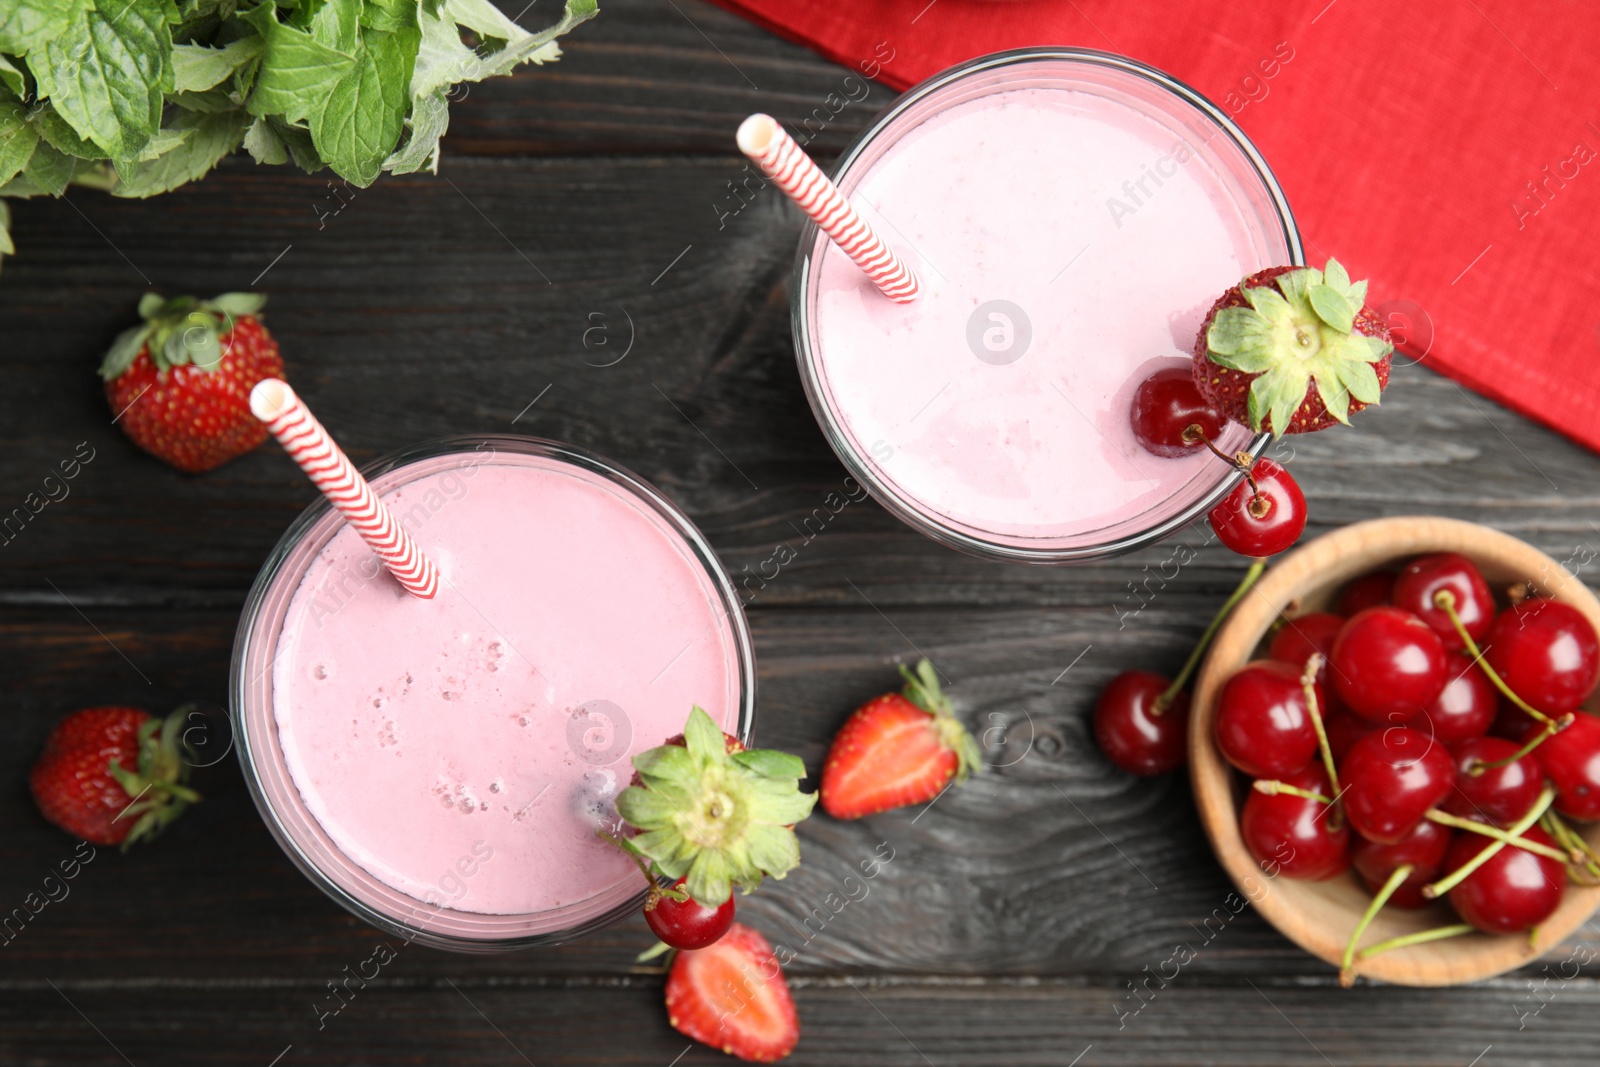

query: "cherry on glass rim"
left=644, top=877, right=736, bottom=951
left=1129, top=366, right=1225, bottom=458
left=1207, top=458, right=1306, bottom=558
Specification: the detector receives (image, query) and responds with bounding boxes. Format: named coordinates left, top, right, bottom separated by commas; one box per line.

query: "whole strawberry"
left=820, top=660, right=982, bottom=819
left=1192, top=259, right=1393, bottom=435
left=616, top=707, right=816, bottom=908
left=100, top=293, right=284, bottom=472
left=30, top=707, right=199, bottom=848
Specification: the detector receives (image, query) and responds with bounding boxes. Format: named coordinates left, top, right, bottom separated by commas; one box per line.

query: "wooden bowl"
left=1190, top=516, right=1600, bottom=986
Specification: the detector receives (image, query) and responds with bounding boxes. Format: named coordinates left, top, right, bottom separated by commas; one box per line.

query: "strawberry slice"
left=665, top=923, right=799, bottom=1062
left=820, top=660, right=981, bottom=819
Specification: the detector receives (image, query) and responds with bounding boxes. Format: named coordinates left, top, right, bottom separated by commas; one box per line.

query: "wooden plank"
left=2, top=975, right=1597, bottom=1065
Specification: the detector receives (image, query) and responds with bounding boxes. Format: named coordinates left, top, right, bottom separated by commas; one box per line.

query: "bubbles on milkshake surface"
left=569, top=768, right=620, bottom=831
left=311, top=662, right=330, bottom=681
left=377, top=721, right=398, bottom=748
left=565, top=700, right=632, bottom=766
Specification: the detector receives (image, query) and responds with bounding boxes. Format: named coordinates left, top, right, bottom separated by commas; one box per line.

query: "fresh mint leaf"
left=23, top=140, right=75, bottom=195
left=0, top=98, right=39, bottom=185
left=0, top=0, right=82, bottom=56
left=309, top=0, right=360, bottom=53
left=111, top=108, right=246, bottom=196
left=244, top=4, right=356, bottom=124
left=172, top=36, right=262, bottom=92
left=361, top=0, right=414, bottom=33
left=34, top=0, right=177, bottom=161
left=0, top=171, right=48, bottom=197
left=383, top=87, right=446, bottom=173
left=242, top=115, right=287, bottom=164
left=0, top=55, right=25, bottom=97
left=312, top=21, right=419, bottom=185
left=35, top=103, right=103, bottom=159
left=269, top=118, right=323, bottom=171
left=168, top=87, right=241, bottom=112
left=0, top=198, right=13, bottom=259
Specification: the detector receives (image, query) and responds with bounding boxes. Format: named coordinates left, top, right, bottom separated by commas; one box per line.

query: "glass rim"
left=790, top=46, right=1297, bottom=564
left=229, top=433, right=757, bottom=951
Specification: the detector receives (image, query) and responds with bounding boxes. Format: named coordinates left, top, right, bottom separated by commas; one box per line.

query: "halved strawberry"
left=1192, top=259, right=1393, bottom=435
left=665, top=922, right=799, bottom=1062
left=820, top=660, right=981, bottom=819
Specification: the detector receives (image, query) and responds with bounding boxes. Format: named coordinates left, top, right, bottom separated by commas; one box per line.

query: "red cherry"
left=1535, top=711, right=1600, bottom=821
left=1444, top=825, right=1565, bottom=934
left=1391, top=553, right=1495, bottom=652
left=1214, top=660, right=1322, bottom=780
left=644, top=877, right=736, bottom=951
left=1335, top=571, right=1395, bottom=617
left=1405, top=654, right=1496, bottom=744
left=1130, top=367, right=1225, bottom=458
left=1490, top=699, right=1540, bottom=743
left=1329, top=607, right=1449, bottom=722
left=1325, top=707, right=1380, bottom=764
left=1239, top=765, right=1350, bottom=880
left=1484, top=600, right=1600, bottom=713
left=1441, top=736, right=1543, bottom=826
left=1093, top=671, right=1189, bottom=776
left=1207, top=459, right=1306, bottom=558
left=1351, top=818, right=1453, bottom=908
left=1268, top=612, right=1343, bottom=685
left=1339, top=727, right=1454, bottom=845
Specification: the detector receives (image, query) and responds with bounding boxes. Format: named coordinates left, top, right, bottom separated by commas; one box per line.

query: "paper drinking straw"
left=250, top=379, right=439, bottom=600
left=736, top=113, right=920, bottom=304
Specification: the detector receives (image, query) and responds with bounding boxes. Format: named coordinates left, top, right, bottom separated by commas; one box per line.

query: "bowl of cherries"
left=1190, top=516, right=1600, bottom=986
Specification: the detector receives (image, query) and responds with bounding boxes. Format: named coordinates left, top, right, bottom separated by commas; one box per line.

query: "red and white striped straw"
left=250, top=379, right=439, bottom=600
left=737, top=113, right=920, bottom=304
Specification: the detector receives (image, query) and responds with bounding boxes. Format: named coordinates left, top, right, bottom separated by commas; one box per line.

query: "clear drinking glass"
left=231, top=435, right=755, bottom=951
left=793, top=48, right=1301, bottom=563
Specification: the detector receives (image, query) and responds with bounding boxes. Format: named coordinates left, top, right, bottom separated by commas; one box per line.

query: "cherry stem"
left=1356, top=923, right=1475, bottom=961
left=1253, top=779, right=1334, bottom=804
left=1541, top=812, right=1600, bottom=878
left=1423, top=809, right=1573, bottom=862
left=1467, top=716, right=1572, bottom=775
left=1432, top=590, right=1555, bottom=726
left=1153, top=560, right=1267, bottom=713
left=1194, top=433, right=1262, bottom=498
left=1423, top=786, right=1556, bottom=899
left=1340, top=863, right=1412, bottom=987
left=1300, top=652, right=1342, bottom=826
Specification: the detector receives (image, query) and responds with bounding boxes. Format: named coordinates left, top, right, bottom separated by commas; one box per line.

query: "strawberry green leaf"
left=1348, top=278, right=1369, bottom=308
left=172, top=37, right=262, bottom=93
left=1312, top=371, right=1352, bottom=424
left=1323, top=257, right=1350, bottom=294
left=1271, top=266, right=1317, bottom=308
left=615, top=785, right=682, bottom=828
left=137, top=292, right=165, bottom=318
left=1338, top=358, right=1382, bottom=405
left=99, top=321, right=156, bottom=378
left=111, top=109, right=247, bottom=198
left=731, top=749, right=806, bottom=780
left=1242, top=282, right=1295, bottom=321
left=33, top=0, right=176, bottom=161
left=679, top=705, right=723, bottom=764
left=1205, top=307, right=1280, bottom=371
left=208, top=291, right=266, bottom=317
left=631, top=742, right=695, bottom=784
left=1307, top=283, right=1355, bottom=333
left=685, top=847, right=734, bottom=907
left=743, top=823, right=801, bottom=878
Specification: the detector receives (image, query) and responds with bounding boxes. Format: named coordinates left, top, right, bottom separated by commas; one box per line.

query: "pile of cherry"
left=1099, top=551, right=1600, bottom=983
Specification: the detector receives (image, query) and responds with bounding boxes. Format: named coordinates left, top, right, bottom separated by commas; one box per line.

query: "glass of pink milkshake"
left=794, top=48, right=1301, bottom=562
left=231, top=436, right=754, bottom=950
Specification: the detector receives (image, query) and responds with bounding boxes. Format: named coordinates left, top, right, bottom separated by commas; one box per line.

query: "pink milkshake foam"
left=269, top=448, right=743, bottom=917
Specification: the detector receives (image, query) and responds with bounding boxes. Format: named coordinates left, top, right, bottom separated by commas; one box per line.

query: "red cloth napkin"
left=713, top=0, right=1600, bottom=453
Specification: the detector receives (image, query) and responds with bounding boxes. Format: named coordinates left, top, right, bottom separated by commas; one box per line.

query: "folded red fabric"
left=712, top=0, right=1600, bottom=453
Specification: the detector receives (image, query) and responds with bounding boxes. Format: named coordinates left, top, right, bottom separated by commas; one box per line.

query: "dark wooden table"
left=2, top=2, right=1597, bottom=1063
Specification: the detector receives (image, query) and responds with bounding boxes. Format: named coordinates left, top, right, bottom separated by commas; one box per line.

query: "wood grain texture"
left=1, top=0, right=1600, bottom=1061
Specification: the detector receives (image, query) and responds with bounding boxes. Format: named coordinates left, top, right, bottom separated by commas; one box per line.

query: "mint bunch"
left=0, top=0, right=598, bottom=266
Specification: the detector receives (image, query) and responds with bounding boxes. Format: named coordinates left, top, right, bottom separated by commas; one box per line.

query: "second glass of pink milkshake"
left=794, top=48, right=1302, bottom=563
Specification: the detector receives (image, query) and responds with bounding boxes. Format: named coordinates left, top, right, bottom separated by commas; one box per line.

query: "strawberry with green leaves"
left=820, top=660, right=982, bottom=819
left=100, top=292, right=285, bottom=473
left=30, top=707, right=199, bottom=849
left=1192, top=259, right=1394, bottom=435
left=616, top=707, right=816, bottom=911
